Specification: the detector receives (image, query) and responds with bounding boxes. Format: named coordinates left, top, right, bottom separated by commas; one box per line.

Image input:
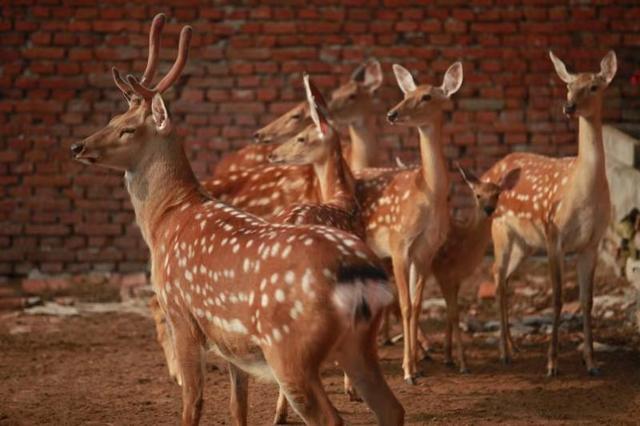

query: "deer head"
left=70, top=14, right=192, bottom=171
left=269, top=75, right=336, bottom=165
left=328, top=58, right=383, bottom=125
left=458, top=165, right=520, bottom=218
left=387, top=62, right=463, bottom=126
left=549, top=50, right=617, bottom=118
left=253, top=101, right=311, bottom=145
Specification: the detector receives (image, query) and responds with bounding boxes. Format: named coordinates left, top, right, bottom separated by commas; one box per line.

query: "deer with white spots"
left=70, top=14, right=404, bottom=426
left=213, top=59, right=383, bottom=176
left=266, top=74, right=370, bottom=423
left=429, top=165, right=520, bottom=373
left=483, top=50, right=617, bottom=376
left=355, top=62, right=464, bottom=383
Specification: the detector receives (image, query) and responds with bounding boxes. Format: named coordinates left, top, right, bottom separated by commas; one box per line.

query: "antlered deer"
left=483, top=50, right=617, bottom=376
left=71, top=14, right=403, bottom=425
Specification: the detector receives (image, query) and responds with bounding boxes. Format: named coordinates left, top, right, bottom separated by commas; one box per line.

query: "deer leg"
left=171, top=317, right=206, bottom=426
left=335, top=314, right=405, bottom=426
left=228, top=363, right=249, bottom=426
left=409, top=267, right=428, bottom=376
left=276, top=371, right=343, bottom=426
left=381, top=305, right=393, bottom=346
left=273, top=390, right=289, bottom=424
left=493, top=225, right=526, bottom=365
left=149, top=296, right=181, bottom=385
left=577, top=247, right=600, bottom=376
left=441, top=279, right=468, bottom=373
left=545, top=229, right=564, bottom=377
left=391, top=253, right=414, bottom=384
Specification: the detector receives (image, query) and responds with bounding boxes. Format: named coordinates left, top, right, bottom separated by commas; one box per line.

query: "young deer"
left=71, top=15, right=404, bottom=425
left=212, top=59, right=383, bottom=176
left=431, top=166, right=520, bottom=373
left=213, top=101, right=310, bottom=176
left=483, top=51, right=617, bottom=376
left=355, top=62, right=463, bottom=383
left=270, top=75, right=364, bottom=238
left=267, top=74, right=368, bottom=424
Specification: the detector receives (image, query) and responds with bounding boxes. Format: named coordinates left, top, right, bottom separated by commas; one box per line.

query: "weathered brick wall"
left=2, top=1, right=639, bottom=277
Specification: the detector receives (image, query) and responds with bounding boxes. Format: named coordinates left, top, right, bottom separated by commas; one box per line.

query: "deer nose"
left=70, top=142, right=85, bottom=156
left=267, top=153, right=276, bottom=163
left=387, top=111, right=398, bottom=123
left=253, top=131, right=262, bottom=142
left=563, top=102, right=576, bottom=115
left=483, top=206, right=496, bottom=216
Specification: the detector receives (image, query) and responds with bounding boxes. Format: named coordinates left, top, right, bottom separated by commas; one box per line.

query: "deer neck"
left=348, top=117, right=376, bottom=171
left=313, top=142, right=354, bottom=209
left=417, top=115, right=448, bottom=201
left=575, top=111, right=606, bottom=184
left=125, top=135, right=201, bottom=246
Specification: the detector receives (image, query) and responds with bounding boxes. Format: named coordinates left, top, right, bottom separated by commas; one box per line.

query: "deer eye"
left=590, top=85, right=598, bottom=92
left=297, top=136, right=305, bottom=143
left=290, top=114, right=301, bottom=120
left=119, top=128, right=135, bottom=138
left=348, top=93, right=357, bottom=100
left=421, top=94, right=431, bottom=102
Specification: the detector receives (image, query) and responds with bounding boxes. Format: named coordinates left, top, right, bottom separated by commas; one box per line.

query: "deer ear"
left=441, top=62, right=463, bottom=98
left=549, top=51, right=576, bottom=84
left=599, top=50, right=617, bottom=86
left=457, top=163, right=480, bottom=187
left=151, top=93, right=171, bottom=134
left=500, top=167, right=521, bottom=191
left=362, top=59, right=383, bottom=93
left=392, top=64, right=416, bottom=95
left=303, top=74, right=331, bottom=137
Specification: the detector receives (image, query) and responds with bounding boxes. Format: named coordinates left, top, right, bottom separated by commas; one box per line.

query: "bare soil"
left=1, top=309, right=638, bottom=426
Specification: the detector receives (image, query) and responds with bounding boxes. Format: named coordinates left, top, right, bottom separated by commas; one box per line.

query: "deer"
left=266, top=74, right=368, bottom=423
left=353, top=62, right=463, bottom=384
left=212, top=59, right=383, bottom=176
left=429, top=165, right=520, bottom=373
left=70, top=14, right=404, bottom=425
left=482, top=50, right=617, bottom=376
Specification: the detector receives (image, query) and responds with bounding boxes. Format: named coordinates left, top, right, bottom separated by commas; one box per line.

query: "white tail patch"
left=332, top=280, right=394, bottom=327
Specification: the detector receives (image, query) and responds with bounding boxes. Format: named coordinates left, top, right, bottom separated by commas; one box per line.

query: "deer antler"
left=112, top=14, right=192, bottom=101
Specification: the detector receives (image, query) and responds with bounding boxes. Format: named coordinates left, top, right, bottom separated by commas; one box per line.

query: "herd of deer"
left=70, top=14, right=617, bottom=426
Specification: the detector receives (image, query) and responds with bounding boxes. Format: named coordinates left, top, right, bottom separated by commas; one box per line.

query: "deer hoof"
left=273, top=413, right=288, bottom=424
left=382, top=339, right=394, bottom=347
left=404, top=376, right=417, bottom=386
left=588, top=367, right=602, bottom=377
left=500, top=356, right=512, bottom=365
left=546, top=367, right=559, bottom=377
left=459, top=367, right=471, bottom=374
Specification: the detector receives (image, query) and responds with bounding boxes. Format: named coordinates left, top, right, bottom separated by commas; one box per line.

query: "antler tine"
left=112, top=66, right=133, bottom=97
left=140, top=13, right=166, bottom=86
left=154, top=25, right=192, bottom=94
left=126, top=74, right=156, bottom=100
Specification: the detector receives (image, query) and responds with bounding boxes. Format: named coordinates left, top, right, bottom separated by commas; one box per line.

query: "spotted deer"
left=483, top=50, right=617, bottom=376
left=213, top=101, right=310, bottom=176
left=430, top=165, right=520, bottom=373
left=355, top=62, right=463, bottom=383
left=267, top=74, right=368, bottom=423
left=70, top=14, right=404, bottom=425
left=212, top=59, right=383, bottom=176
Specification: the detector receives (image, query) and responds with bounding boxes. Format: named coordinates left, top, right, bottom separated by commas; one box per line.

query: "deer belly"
left=496, top=215, right=547, bottom=250
left=209, top=341, right=275, bottom=382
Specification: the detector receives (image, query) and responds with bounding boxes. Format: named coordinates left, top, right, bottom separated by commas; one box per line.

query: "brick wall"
left=2, top=1, right=640, bottom=277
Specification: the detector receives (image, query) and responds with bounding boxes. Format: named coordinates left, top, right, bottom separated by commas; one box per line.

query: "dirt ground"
left=0, top=307, right=638, bottom=425
left=1, top=257, right=639, bottom=425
